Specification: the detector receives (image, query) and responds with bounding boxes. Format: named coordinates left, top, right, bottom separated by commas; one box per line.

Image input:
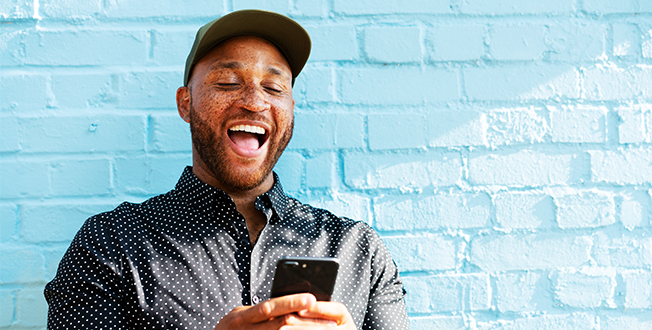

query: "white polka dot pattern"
left=44, top=167, right=409, bottom=329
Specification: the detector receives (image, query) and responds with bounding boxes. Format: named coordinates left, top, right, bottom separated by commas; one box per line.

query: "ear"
left=177, top=86, right=191, bottom=123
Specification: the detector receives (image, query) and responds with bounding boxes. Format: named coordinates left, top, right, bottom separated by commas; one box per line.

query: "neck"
left=191, top=153, right=273, bottom=243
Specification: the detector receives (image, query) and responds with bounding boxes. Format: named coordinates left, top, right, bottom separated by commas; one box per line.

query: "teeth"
left=229, top=124, right=265, bottom=135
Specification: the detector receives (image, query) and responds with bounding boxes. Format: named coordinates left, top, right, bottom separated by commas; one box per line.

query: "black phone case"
left=270, top=257, right=339, bottom=301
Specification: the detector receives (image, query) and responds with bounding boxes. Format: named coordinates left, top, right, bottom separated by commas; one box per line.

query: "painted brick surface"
left=2, top=1, right=652, bottom=329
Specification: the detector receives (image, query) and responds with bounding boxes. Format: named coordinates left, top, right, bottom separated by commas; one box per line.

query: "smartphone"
left=270, top=257, right=339, bottom=301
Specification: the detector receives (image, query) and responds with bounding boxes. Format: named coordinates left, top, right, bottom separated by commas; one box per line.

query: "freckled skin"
left=177, top=36, right=295, bottom=197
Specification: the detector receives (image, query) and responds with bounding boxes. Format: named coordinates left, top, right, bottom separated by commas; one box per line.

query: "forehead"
left=195, top=36, right=292, bottom=77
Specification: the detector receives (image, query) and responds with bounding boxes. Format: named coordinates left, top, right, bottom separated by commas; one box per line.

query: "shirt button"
left=252, top=295, right=260, bottom=304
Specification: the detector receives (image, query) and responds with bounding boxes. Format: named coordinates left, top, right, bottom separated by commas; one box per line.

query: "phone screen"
left=270, top=257, right=339, bottom=301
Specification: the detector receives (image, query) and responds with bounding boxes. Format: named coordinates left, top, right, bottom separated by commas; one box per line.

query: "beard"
left=188, top=102, right=293, bottom=192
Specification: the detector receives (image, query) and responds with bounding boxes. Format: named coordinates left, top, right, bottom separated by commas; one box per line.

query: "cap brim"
left=184, top=10, right=311, bottom=86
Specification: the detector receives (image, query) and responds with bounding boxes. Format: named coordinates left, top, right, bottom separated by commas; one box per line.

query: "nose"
left=236, top=84, right=271, bottom=112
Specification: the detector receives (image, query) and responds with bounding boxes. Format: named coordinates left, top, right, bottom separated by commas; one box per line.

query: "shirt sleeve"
left=44, top=215, right=128, bottom=329
left=362, top=228, right=410, bottom=330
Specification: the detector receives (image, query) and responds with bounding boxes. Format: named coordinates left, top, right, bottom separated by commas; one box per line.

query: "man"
left=45, top=10, right=409, bottom=329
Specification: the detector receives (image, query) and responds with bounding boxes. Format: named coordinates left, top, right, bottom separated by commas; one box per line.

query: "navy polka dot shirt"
left=45, top=167, right=409, bottom=329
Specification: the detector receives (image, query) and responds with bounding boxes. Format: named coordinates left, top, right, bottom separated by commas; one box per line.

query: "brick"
left=465, top=65, right=579, bottom=101
left=460, top=0, right=574, bottom=14
left=368, top=109, right=488, bottom=150
left=0, top=248, right=44, bottom=283
left=495, top=192, right=554, bottom=229
left=151, top=113, right=191, bottom=152
left=554, top=190, right=615, bottom=229
left=151, top=29, right=196, bottom=65
left=621, top=270, right=652, bottom=309
left=345, top=151, right=462, bottom=189
left=0, top=161, right=49, bottom=199
left=0, top=27, right=26, bottom=66
left=232, top=0, right=289, bottom=14
left=21, top=203, right=115, bottom=243
left=613, top=23, right=641, bottom=57
left=104, top=0, right=226, bottom=18
left=0, top=289, right=14, bottom=327
left=427, top=25, right=485, bottom=62
left=15, top=287, right=47, bottom=327
left=304, top=25, right=357, bottom=62
left=374, top=193, right=490, bottom=231
left=120, top=70, right=182, bottom=109
left=0, top=116, right=20, bottom=152
left=290, top=113, right=365, bottom=149
left=19, top=115, right=146, bottom=153
left=51, top=73, right=117, bottom=109
left=340, top=67, right=459, bottom=104
left=273, top=151, right=304, bottom=192
left=115, top=155, right=191, bottom=195
left=364, top=26, right=421, bottom=63
left=0, top=74, right=48, bottom=111
left=40, top=0, right=101, bottom=18
left=0, top=204, right=17, bottom=243
left=409, top=316, right=465, bottom=330
left=368, top=113, right=428, bottom=150
left=403, top=274, right=489, bottom=313
left=594, top=234, right=652, bottom=268
left=490, top=25, right=546, bottom=60
left=293, top=65, right=334, bottom=104
left=644, top=29, right=652, bottom=59
left=382, top=234, right=456, bottom=272
left=303, top=193, right=370, bottom=223
left=293, top=0, right=327, bottom=17
left=0, top=0, right=34, bottom=19
left=591, top=148, right=652, bottom=184
left=546, top=24, right=606, bottom=62
left=50, top=159, right=111, bottom=197
left=583, top=0, right=637, bottom=14
left=601, top=315, right=652, bottom=330
left=25, top=30, right=147, bottom=66
left=617, top=105, right=651, bottom=144
left=306, top=152, right=334, bottom=188
left=44, top=248, right=67, bottom=280
left=495, top=272, right=545, bottom=312
left=469, top=150, right=581, bottom=187
left=550, top=105, right=607, bottom=143
left=334, top=0, right=450, bottom=15
left=553, top=269, right=615, bottom=308
left=583, top=64, right=652, bottom=100
left=470, top=234, right=592, bottom=271
left=619, top=191, right=651, bottom=230
left=428, top=109, right=487, bottom=147
left=486, top=107, right=549, bottom=146
left=478, top=313, right=594, bottom=330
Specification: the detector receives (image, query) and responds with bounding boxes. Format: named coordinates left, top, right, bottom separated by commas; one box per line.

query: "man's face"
left=182, top=36, right=294, bottom=192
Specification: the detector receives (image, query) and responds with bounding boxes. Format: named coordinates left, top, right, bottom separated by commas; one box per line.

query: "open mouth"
left=228, top=124, right=268, bottom=152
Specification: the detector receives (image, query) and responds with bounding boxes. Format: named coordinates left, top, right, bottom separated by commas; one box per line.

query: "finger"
left=297, top=301, right=351, bottom=325
left=245, top=293, right=317, bottom=324
left=277, top=313, right=337, bottom=327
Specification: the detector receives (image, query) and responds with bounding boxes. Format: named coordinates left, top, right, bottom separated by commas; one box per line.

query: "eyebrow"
left=208, top=61, right=290, bottom=80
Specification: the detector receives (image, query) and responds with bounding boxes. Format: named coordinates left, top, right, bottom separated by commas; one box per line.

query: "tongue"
left=230, top=131, right=260, bottom=151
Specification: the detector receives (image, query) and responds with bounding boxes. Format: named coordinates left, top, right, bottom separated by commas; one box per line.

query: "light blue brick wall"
left=1, top=1, right=651, bottom=329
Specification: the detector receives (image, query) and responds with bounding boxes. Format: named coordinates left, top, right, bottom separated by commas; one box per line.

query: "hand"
left=213, top=293, right=356, bottom=329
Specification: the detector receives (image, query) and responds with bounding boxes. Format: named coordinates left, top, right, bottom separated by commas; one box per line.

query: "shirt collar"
left=175, top=166, right=289, bottom=222
left=257, top=172, right=289, bottom=223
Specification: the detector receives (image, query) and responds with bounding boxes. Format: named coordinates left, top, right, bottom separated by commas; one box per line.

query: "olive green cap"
left=184, top=10, right=311, bottom=86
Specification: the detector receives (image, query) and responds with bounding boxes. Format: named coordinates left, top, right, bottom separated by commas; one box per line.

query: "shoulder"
left=76, top=190, right=177, bottom=237
left=284, top=197, right=385, bottom=247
